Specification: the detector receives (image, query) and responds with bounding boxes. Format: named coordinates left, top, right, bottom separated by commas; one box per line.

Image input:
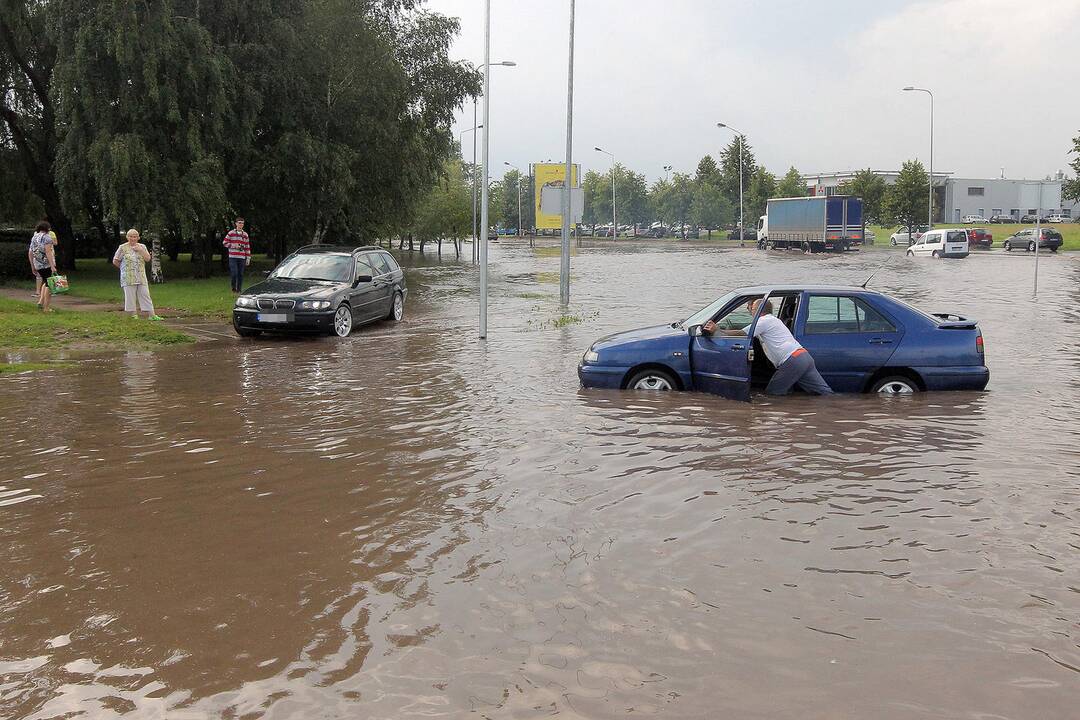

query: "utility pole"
left=560, top=0, right=576, bottom=306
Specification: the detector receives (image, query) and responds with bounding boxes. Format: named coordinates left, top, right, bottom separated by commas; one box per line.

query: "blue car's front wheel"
left=627, top=369, right=677, bottom=391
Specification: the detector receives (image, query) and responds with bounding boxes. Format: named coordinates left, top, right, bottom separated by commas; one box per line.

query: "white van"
left=1048, top=214, right=1066, bottom=223
left=906, top=228, right=969, bottom=258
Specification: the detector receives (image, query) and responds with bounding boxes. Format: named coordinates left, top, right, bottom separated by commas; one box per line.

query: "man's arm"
left=702, top=320, right=749, bottom=337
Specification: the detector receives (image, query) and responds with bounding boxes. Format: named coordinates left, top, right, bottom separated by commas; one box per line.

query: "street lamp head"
left=496, top=61, right=516, bottom=67
left=902, top=86, right=915, bottom=91
left=716, top=122, right=726, bottom=128
left=594, top=146, right=604, bottom=152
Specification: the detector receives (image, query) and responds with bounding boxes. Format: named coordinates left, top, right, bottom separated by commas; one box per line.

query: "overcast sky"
left=429, top=0, right=1079, bottom=184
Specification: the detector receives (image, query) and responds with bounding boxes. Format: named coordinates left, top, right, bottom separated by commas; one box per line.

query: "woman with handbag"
left=112, top=229, right=163, bottom=320
left=28, top=221, right=58, bottom=312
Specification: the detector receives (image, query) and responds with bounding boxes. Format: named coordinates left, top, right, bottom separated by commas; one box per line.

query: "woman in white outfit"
left=112, top=229, right=162, bottom=320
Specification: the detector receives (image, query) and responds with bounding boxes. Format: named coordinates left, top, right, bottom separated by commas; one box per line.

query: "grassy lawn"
left=868, top=223, right=1080, bottom=251
left=0, top=296, right=192, bottom=351
left=0, top=360, right=75, bottom=374
left=11, top=255, right=280, bottom=320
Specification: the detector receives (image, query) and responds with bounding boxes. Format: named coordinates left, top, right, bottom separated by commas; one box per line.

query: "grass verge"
left=0, top=297, right=193, bottom=351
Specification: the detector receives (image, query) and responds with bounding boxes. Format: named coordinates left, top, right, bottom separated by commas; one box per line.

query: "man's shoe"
left=149, top=315, right=164, bottom=321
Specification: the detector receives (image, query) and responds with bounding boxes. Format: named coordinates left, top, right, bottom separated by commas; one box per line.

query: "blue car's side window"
left=805, top=295, right=896, bottom=334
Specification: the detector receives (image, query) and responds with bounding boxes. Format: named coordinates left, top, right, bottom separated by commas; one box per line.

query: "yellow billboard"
left=534, top=163, right=579, bottom=229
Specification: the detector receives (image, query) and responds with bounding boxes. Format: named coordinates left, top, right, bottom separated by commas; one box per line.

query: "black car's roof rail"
left=294, top=244, right=382, bottom=254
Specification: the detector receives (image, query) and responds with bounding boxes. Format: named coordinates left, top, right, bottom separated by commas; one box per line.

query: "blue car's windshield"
left=271, top=254, right=352, bottom=283
left=683, top=291, right=738, bottom=328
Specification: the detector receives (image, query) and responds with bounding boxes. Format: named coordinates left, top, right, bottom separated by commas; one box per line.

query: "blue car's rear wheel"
left=871, top=376, right=918, bottom=394
left=627, top=369, right=676, bottom=391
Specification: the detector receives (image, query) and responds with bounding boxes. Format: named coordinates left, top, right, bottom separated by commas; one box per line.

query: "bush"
left=0, top=242, right=30, bottom=280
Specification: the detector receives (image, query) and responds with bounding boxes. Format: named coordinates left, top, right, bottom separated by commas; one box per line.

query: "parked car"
left=889, top=225, right=929, bottom=246
left=232, top=245, right=406, bottom=338
left=966, top=227, right=993, bottom=248
left=1048, top=214, right=1067, bottom=223
left=906, top=228, right=969, bottom=258
left=1002, top=227, right=1063, bottom=252
left=1020, top=214, right=1051, bottom=223
left=577, top=285, right=988, bottom=400
left=989, top=215, right=1015, bottom=224
left=962, top=215, right=988, bottom=224
left=726, top=226, right=755, bottom=241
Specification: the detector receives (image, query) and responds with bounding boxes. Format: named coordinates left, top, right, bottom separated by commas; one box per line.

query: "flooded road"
left=2, top=242, right=1079, bottom=719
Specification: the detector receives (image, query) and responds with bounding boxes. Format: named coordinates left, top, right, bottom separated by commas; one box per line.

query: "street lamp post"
left=717, top=122, right=746, bottom=246
left=503, top=161, right=522, bottom=238
left=560, top=0, right=576, bottom=306
left=595, top=147, right=615, bottom=238
left=903, top=86, right=934, bottom=229
left=477, top=40, right=516, bottom=339
left=460, top=122, right=482, bottom=263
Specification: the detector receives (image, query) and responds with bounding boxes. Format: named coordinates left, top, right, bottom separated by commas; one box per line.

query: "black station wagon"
left=232, top=245, right=406, bottom=338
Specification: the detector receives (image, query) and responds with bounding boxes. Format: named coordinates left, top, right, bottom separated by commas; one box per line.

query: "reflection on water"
left=1, top=244, right=1079, bottom=718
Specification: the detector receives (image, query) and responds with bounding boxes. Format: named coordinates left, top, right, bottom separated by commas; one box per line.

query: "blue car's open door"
left=689, top=294, right=770, bottom=402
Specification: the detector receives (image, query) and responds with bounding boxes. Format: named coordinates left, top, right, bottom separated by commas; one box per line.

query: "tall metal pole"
left=479, top=0, right=490, bottom=338
left=1034, top=182, right=1042, bottom=296
left=560, top=0, right=576, bottom=306
left=903, top=87, right=934, bottom=228
left=471, top=99, right=478, bottom=265
left=738, top=134, right=744, bottom=247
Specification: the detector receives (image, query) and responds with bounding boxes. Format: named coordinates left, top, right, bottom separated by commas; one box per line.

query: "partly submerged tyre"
left=906, top=250, right=914, bottom=257
left=870, top=376, right=918, bottom=394
left=386, top=291, right=404, bottom=322
left=626, top=368, right=677, bottom=391
left=233, top=318, right=261, bottom=337
left=932, top=250, right=941, bottom=258
left=333, top=304, right=353, bottom=337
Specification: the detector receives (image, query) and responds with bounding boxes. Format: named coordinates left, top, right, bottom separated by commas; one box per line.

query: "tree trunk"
left=454, top=237, right=460, bottom=259
left=408, top=233, right=414, bottom=251
left=150, top=233, right=164, bottom=283
left=436, top=238, right=442, bottom=257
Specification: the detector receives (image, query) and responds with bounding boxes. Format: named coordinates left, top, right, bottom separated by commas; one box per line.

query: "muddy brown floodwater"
left=2, top=242, right=1079, bottom=719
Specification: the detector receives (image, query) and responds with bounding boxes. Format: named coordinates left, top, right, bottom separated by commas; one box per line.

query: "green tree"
left=582, top=169, right=609, bottom=226
left=718, top=136, right=757, bottom=207
left=0, top=2, right=77, bottom=267
left=498, top=169, right=526, bottom=233
left=1064, top=132, right=1080, bottom=203
left=775, top=166, right=805, bottom=198
left=411, top=158, right=470, bottom=256
left=838, top=168, right=888, bottom=224
left=884, top=159, right=930, bottom=233
left=618, top=167, right=649, bottom=230
left=690, top=183, right=734, bottom=240
left=695, top=155, right=722, bottom=188
left=661, top=173, right=694, bottom=230
left=745, top=168, right=777, bottom=224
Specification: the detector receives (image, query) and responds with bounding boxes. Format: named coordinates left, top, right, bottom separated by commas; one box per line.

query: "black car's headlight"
left=236, top=296, right=255, bottom=308
left=300, top=300, right=331, bottom=310
left=583, top=349, right=599, bottom=363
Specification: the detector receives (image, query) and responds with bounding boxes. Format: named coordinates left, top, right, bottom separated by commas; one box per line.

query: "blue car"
left=578, top=285, right=989, bottom=400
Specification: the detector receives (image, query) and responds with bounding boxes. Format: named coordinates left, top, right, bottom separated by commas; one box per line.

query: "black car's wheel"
left=1027, top=241, right=1036, bottom=252
left=870, top=376, right=918, bottom=394
left=233, top=318, right=261, bottom=337
left=333, top=304, right=353, bottom=337
left=1003, top=240, right=1011, bottom=251
left=386, top=291, right=404, bottom=321
left=626, top=368, right=677, bottom=391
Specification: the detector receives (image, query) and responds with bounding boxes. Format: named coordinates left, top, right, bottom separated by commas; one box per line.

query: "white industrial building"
left=805, top=170, right=1077, bottom=223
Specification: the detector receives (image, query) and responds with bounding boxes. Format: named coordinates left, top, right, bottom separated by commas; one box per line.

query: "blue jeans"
left=228, top=257, right=246, bottom=292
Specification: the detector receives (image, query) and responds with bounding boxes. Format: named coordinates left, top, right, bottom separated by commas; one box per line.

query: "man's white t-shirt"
left=741, top=314, right=802, bottom=367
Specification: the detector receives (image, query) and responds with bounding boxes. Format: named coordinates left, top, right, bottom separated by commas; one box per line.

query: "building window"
left=1011, top=209, right=1019, bottom=216
left=1027, top=209, right=1037, bottom=214
left=992, top=209, right=1002, bottom=215
left=967, top=187, right=985, bottom=196
left=1063, top=210, right=1072, bottom=218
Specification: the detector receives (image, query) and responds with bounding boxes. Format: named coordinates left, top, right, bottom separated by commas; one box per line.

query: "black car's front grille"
left=257, top=299, right=275, bottom=310
left=275, top=299, right=295, bottom=309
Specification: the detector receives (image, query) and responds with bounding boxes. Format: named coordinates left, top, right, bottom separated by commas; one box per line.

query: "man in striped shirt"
left=223, top=217, right=251, bottom=292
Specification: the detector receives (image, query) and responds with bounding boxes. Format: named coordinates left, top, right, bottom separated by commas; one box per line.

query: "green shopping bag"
left=46, top=274, right=69, bottom=294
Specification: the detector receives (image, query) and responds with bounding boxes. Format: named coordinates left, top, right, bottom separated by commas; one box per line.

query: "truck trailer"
left=757, top=196, right=864, bottom=253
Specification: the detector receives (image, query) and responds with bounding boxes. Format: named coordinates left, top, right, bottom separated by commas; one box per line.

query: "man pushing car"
left=704, top=298, right=833, bottom=396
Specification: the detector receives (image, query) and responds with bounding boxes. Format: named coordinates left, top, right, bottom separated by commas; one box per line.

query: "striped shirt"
left=223, top=229, right=251, bottom=258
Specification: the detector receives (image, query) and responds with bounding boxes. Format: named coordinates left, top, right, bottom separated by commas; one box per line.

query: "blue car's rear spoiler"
left=931, top=312, right=978, bottom=329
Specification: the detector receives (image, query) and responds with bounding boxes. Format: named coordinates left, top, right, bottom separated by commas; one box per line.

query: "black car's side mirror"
left=354, top=274, right=373, bottom=286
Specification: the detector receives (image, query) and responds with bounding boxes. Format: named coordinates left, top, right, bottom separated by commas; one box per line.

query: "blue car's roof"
left=729, top=285, right=882, bottom=295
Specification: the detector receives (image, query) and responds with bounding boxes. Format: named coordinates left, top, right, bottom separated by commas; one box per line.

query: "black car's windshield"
left=271, top=254, right=352, bottom=282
